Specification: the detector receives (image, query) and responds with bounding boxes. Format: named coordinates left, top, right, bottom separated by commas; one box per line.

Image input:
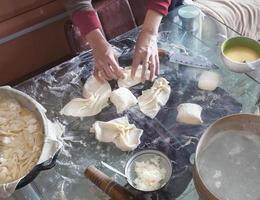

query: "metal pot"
left=0, top=86, right=62, bottom=193
left=194, top=114, right=260, bottom=200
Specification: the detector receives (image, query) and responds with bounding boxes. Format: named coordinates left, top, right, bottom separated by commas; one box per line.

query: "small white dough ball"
left=176, top=103, right=203, bottom=125
left=110, top=87, right=138, bottom=113
left=198, top=71, right=220, bottom=91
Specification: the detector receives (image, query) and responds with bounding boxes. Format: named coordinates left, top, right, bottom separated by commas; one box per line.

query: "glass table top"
left=5, top=5, right=260, bottom=200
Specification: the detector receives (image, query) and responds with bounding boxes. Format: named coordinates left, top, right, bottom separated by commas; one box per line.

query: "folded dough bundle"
left=60, top=76, right=111, bottom=117
left=90, top=116, right=143, bottom=151
left=138, top=78, right=171, bottom=119
left=110, top=87, right=138, bottom=113
left=118, top=66, right=150, bottom=88
left=176, top=103, right=203, bottom=125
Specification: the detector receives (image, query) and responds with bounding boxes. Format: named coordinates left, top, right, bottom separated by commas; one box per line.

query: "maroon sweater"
left=71, top=0, right=172, bottom=37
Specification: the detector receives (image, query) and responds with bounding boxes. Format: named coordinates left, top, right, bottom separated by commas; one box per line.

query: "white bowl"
left=221, top=36, right=260, bottom=73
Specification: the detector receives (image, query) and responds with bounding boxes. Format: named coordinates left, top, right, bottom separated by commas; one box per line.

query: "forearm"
left=144, top=0, right=172, bottom=34
left=143, top=9, right=163, bottom=35
left=86, top=29, right=106, bottom=49
left=64, top=0, right=101, bottom=38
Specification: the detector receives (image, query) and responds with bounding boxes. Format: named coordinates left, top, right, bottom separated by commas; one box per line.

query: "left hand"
left=131, top=30, right=160, bottom=81
left=86, top=29, right=124, bottom=82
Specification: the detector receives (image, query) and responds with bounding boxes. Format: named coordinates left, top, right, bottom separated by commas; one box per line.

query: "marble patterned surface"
left=15, top=43, right=241, bottom=200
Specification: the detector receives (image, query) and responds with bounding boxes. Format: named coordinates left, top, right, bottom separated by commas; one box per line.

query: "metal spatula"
left=169, top=51, right=218, bottom=70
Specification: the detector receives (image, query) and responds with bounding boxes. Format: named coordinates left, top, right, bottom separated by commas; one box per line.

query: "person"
left=64, top=0, right=173, bottom=82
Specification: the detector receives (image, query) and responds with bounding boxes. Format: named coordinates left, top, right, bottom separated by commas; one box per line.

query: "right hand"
left=86, top=29, right=124, bottom=82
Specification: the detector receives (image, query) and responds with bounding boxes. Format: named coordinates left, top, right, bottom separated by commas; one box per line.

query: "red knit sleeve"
left=147, top=0, right=172, bottom=16
left=72, top=10, right=102, bottom=37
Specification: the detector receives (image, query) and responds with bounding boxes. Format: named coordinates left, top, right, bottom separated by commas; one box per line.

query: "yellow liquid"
left=224, top=46, right=260, bottom=63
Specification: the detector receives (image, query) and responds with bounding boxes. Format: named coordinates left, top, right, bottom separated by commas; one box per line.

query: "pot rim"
left=0, top=86, right=49, bottom=186
left=194, top=113, right=260, bottom=200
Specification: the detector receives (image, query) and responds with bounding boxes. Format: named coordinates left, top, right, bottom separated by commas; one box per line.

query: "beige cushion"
left=193, top=0, right=260, bottom=40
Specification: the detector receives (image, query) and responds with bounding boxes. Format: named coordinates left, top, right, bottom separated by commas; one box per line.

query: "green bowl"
left=221, top=36, right=260, bottom=73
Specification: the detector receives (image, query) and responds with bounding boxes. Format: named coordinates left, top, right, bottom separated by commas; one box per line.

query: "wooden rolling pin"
left=85, top=165, right=140, bottom=200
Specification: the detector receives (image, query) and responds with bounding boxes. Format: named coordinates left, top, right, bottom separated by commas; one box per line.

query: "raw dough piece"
left=60, top=76, right=111, bottom=117
left=118, top=66, right=150, bottom=88
left=110, top=87, right=137, bottom=113
left=198, top=71, right=220, bottom=91
left=138, top=78, right=171, bottom=118
left=176, top=103, right=203, bottom=125
left=90, top=116, right=143, bottom=151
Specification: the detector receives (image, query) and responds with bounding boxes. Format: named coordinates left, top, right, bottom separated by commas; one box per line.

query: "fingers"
left=114, top=54, right=119, bottom=64
left=93, top=68, right=105, bottom=83
left=149, top=56, right=155, bottom=81
left=100, top=69, right=111, bottom=80
left=132, top=53, right=157, bottom=81
left=102, top=65, right=114, bottom=80
left=100, top=60, right=114, bottom=80
left=141, top=55, right=149, bottom=81
left=155, top=54, right=160, bottom=76
left=94, top=53, right=124, bottom=81
left=109, top=56, right=125, bottom=79
left=94, top=60, right=113, bottom=82
left=92, top=41, right=125, bottom=80
left=131, top=54, right=141, bottom=79
left=93, top=68, right=99, bottom=80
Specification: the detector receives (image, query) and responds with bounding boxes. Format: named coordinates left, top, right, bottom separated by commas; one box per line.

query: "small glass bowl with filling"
left=125, top=150, right=172, bottom=192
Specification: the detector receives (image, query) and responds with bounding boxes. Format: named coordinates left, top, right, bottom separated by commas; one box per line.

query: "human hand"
left=131, top=9, right=163, bottom=82
left=86, top=29, right=124, bottom=82
left=131, top=30, right=159, bottom=81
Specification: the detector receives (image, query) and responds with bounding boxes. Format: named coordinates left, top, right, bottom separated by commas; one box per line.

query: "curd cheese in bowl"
left=134, top=156, right=167, bottom=191
left=125, top=150, right=172, bottom=192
